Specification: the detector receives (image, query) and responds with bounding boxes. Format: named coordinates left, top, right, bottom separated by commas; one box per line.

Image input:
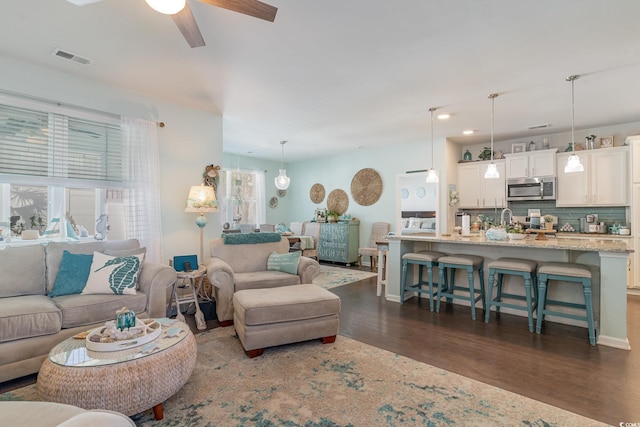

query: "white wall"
left=0, top=56, right=223, bottom=263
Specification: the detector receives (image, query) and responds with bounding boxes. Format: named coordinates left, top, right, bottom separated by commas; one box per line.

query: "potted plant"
left=326, top=210, right=340, bottom=223
left=543, top=215, right=554, bottom=231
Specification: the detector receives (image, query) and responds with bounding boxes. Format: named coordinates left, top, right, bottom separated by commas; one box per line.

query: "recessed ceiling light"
left=437, top=113, right=451, bottom=120
left=462, top=130, right=474, bottom=135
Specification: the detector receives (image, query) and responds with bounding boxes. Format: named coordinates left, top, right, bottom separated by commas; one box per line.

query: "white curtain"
left=121, top=116, right=163, bottom=263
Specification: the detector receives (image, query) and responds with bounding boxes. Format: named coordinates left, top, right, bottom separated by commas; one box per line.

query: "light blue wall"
left=224, top=139, right=444, bottom=248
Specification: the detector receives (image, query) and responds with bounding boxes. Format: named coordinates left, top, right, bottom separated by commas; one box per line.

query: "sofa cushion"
left=0, top=245, right=46, bottom=297
left=267, top=251, right=301, bottom=275
left=82, top=251, right=143, bottom=295
left=48, top=251, right=94, bottom=297
left=0, top=295, right=62, bottom=343
left=45, top=240, right=140, bottom=293
left=234, top=271, right=301, bottom=292
left=52, top=292, right=147, bottom=329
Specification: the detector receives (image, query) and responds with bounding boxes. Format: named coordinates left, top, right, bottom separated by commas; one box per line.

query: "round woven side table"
left=37, top=319, right=196, bottom=420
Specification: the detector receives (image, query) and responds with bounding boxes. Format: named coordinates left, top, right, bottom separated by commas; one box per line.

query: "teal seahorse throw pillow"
left=82, top=251, right=144, bottom=295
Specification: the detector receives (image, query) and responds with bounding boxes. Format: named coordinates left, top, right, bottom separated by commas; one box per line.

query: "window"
left=0, top=100, right=121, bottom=238
left=218, top=168, right=265, bottom=228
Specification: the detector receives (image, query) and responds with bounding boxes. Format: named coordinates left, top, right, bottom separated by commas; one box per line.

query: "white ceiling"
left=1, top=0, right=640, bottom=161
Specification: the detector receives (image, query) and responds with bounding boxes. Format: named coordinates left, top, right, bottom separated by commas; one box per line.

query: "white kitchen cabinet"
left=630, top=135, right=640, bottom=183
left=457, top=160, right=506, bottom=209
left=556, top=146, right=629, bottom=207
left=504, top=148, right=557, bottom=179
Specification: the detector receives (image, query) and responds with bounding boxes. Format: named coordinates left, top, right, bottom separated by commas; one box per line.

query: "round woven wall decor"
left=309, top=183, right=325, bottom=204
left=350, top=168, right=383, bottom=206
left=327, top=189, right=349, bottom=215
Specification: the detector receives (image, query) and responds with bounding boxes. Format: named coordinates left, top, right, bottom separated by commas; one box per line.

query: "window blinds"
left=0, top=103, right=122, bottom=185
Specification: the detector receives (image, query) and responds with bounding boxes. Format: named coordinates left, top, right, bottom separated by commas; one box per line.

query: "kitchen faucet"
left=500, top=208, right=513, bottom=227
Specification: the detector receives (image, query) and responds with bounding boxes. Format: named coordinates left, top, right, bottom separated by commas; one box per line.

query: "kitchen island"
left=387, top=233, right=633, bottom=349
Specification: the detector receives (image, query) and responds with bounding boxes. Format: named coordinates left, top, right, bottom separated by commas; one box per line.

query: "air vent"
left=528, top=123, right=550, bottom=130
left=51, top=48, right=91, bottom=66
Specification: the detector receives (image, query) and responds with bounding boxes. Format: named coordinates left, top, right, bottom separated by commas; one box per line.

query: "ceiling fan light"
left=425, top=168, right=439, bottom=183
left=145, top=0, right=186, bottom=15
left=564, top=153, right=584, bottom=173
left=275, top=170, right=290, bottom=190
left=484, top=162, right=500, bottom=179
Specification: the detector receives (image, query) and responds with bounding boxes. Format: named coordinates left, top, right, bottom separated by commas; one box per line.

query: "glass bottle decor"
left=463, top=149, right=472, bottom=161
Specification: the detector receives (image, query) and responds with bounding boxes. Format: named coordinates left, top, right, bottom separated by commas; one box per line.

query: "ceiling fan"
left=65, top=0, right=278, bottom=48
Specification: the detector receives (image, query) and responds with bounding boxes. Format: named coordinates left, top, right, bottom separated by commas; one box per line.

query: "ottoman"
left=233, top=284, right=341, bottom=357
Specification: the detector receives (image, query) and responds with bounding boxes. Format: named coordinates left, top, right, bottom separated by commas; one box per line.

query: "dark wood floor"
left=3, top=266, right=638, bottom=426
left=330, top=269, right=640, bottom=426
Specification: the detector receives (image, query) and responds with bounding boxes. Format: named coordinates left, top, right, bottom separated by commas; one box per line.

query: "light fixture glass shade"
left=185, top=185, right=218, bottom=213
left=484, top=162, right=500, bottom=179
left=564, top=153, right=584, bottom=173
left=145, top=0, right=186, bottom=15
left=275, top=169, right=290, bottom=190
left=425, top=168, right=439, bottom=183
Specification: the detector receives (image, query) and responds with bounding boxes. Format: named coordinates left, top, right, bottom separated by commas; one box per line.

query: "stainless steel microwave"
left=506, top=177, right=556, bottom=201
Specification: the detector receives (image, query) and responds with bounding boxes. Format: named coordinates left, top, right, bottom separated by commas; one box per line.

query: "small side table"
left=168, top=264, right=207, bottom=330
left=376, top=240, right=389, bottom=297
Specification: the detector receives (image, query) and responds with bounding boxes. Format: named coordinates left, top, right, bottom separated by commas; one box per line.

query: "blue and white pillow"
left=82, top=251, right=144, bottom=295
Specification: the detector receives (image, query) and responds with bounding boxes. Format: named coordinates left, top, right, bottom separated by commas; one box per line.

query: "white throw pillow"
left=82, top=251, right=143, bottom=295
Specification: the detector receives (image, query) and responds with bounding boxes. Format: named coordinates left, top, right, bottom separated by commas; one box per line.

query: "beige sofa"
left=0, top=401, right=135, bottom=426
left=206, top=235, right=320, bottom=325
left=0, top=239, right=176, bottom=383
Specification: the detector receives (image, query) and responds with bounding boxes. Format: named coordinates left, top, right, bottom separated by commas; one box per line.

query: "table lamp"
left=185, top=184, right=218, bottom=263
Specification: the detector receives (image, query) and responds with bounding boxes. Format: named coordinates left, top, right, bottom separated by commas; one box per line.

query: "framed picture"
left=600, top=136, right=613, bottom=148
left=315, top=208, right=326, bottom=223
left=511, top=142, right=526, bottom=153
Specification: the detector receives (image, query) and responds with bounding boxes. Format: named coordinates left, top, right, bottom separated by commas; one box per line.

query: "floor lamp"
left=184, top=185, right=218, bottom=263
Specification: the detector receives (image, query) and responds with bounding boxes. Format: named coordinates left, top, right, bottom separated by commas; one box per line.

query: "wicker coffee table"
left=37, top=319, right=196, bottom=420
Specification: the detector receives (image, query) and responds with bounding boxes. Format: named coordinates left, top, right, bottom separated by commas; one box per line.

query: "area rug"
left=2, top=327, right=604, bottom=426
left=313, top=265, right=377, bottom=289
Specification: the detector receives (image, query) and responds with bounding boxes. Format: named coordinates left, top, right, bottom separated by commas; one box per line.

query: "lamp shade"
left=425, top=168, right=439, bottom=183
left=564, top=153, right=585, bottom=173
left=185, top=185, right=218, bottom=213
left=484, top=162, right=500, bottom=179
left=275, top=169, right=290, bottom=190
left=145, top=0, right=186, bottom=15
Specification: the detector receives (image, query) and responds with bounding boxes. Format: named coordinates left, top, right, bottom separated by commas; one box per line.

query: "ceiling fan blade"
left=198, top=0, right=277, bottom=22
left=171, top=2, right=206, bottom=48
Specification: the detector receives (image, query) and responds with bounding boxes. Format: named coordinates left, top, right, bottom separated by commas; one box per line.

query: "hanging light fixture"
left=426, top=107, right=439, bottom=183
left=564, top=75, right=584, bottom=173
left=274, top=140, right=290, bottom=190
left=145, top=0, right=186, bottom=14
left=484, top=93, right=500, bottom=179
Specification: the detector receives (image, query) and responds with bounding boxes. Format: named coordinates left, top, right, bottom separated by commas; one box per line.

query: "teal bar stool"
left=436, top=254, right=485, bottom=320
left=400, top=251, right=447, bottom=311
left=536, top=262, right=596, bottom=346
left=484, top=258, right=538, bottom=332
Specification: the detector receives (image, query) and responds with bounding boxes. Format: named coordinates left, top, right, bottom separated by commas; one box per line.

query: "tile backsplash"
left=460, top=200, right=627, bottom=232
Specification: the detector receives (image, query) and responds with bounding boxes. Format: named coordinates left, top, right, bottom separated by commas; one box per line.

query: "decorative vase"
left=116, top=307, right=136, bottom=331
left=327, top=215, right=337, bottom=223
left=545, top=222, right=553, bottom=231
left=463, top=150, right=472, bottom=161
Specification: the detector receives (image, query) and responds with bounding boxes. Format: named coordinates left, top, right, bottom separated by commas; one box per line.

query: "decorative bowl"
left=485, top=227, right=507, bottom=241
left=507, top=233, right=526, bottom=240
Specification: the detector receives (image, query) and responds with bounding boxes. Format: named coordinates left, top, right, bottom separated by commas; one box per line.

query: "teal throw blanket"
left=223, top=232, right=282, bottom=245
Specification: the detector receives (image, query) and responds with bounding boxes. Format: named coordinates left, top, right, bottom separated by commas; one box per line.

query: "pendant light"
left=145, top=0, right=186, bottom=15
left=426, top=107, right=439, bottom=183
left=484, top=93, right=500, bottom=179
left=564, top=75, right=585, bottom=173
left=274, top=140, right=290, bottom=190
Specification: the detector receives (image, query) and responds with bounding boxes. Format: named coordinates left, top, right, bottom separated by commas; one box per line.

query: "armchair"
left=206, top=235, right=320, bottom=325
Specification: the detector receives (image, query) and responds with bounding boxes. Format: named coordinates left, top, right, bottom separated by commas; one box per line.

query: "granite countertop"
left=389, top=233, right=634, bottom=253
